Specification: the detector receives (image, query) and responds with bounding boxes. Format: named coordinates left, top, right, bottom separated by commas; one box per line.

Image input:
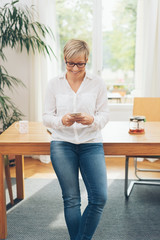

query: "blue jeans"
left=50, top=141, right=107, bottom=240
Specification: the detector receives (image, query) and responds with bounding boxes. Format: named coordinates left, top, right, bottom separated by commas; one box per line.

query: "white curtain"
left=135, top=0, right=160, bottom=162
left=134, top=0, right=160, bottom=97
left=29, top=0, right=60, bottom=122
left=29, top=0, right=60, bottom=163
left=92, top=0, right=102, bottom=75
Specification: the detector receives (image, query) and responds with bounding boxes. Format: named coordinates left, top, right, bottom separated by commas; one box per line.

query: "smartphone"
left=70, top=113, right=81, bottom=117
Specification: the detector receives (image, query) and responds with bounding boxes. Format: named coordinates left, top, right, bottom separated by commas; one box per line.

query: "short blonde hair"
left=63, top=39, right=89, bottom=61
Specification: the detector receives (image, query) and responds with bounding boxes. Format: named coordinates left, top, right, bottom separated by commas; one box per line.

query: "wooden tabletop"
left=0, top=122, right=51, bottom=143
left=0, top=121, right=160, bottom=156
left=102, top=121, right=160, bottom=143
left=102, top=121, right=160, bottom=156
left=0, top=122, right=51, bottom=155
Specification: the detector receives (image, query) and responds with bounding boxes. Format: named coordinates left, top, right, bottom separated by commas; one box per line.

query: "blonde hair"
left=63, top=39, right=89, bottom=61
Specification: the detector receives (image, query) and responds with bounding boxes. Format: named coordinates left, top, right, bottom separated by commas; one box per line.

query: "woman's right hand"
left=62, top=114, right=75, bottom=127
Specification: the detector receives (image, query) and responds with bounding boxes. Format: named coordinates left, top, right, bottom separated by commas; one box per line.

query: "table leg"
left=124, top=156, right=129, bottom=197
left=15, top=155, right=25, bottom=199
left=0, top=154, right=7, bottom=239
left=124, top=156, right=135, bottom=198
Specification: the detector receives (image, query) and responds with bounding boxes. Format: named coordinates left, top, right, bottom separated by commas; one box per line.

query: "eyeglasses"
left=65, top=61, right=86, bottom=68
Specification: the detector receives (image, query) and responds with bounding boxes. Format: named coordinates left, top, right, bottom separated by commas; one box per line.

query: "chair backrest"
left=133, top=97, right=160, bottom=121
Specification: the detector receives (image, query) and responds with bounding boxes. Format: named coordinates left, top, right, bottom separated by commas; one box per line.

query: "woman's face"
left=65, top=54, right=88, bottom=77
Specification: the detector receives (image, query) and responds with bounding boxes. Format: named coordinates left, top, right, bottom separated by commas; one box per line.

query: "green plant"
left=0, top=0, right=55, bottom=130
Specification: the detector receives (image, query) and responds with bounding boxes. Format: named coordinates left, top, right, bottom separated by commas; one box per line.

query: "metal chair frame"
left=134, top=157, right=160, bottom=181
left=125, top=156, right=160, bottom=198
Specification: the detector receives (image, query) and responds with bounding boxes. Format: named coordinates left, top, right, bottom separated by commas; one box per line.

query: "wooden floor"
left=10, top=156, right=160, bottom=180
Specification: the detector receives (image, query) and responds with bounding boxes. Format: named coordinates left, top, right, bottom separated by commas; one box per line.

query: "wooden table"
left=0, top=121, right=160, bottom=239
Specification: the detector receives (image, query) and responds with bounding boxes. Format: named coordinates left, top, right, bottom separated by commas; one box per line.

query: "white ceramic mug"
left=15, top=120, right=29, bottom=134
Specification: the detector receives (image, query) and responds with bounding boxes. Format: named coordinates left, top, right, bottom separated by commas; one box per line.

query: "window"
left=55, top=0, right=93, bottom=71
left=55, top=0, right=137, bottom=103
left=102, top=0, right=137, bottom=103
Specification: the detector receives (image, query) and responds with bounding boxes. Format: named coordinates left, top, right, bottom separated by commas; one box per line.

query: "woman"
left=43, top=39, right=109, bottom=240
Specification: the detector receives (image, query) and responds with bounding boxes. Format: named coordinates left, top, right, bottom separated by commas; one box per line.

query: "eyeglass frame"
left=65, top=61, right=86, bottom=68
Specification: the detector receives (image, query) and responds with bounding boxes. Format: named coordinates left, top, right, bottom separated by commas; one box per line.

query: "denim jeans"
left=50, top=141, right=107, bottom=240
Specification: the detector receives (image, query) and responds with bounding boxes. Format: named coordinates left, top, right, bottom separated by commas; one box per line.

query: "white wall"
left=3, top=48, right=31, bottom=121
left=0, top=0, right=33, bottom=124
left=109, top=104, right=133, bottom=121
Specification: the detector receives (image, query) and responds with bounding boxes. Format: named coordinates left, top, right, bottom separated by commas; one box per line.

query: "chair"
left=125, top=97, right=160, bottom=197
left=4, top=155, right=14, bottom=205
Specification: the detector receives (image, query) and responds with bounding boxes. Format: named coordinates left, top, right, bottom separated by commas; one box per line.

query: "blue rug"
left=5, top=178, right=160, bottom=240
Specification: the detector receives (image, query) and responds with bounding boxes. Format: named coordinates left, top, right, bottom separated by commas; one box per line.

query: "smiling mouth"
left=71, top=70, right=80, bottom=74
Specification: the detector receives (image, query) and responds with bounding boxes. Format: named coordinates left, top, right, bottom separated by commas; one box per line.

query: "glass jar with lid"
left=129, top=116, right=146, bottom=134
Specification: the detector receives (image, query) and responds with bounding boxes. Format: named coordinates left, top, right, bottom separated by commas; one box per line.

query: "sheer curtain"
left=134, top=0, right=160, bottom=97
left=135, top=0, right=160, bottom=162
left=30, top=0, right=59, bottom=122
left=92, top=0, right=102, bottom=75
left=29, top=0, right=59, bottom=163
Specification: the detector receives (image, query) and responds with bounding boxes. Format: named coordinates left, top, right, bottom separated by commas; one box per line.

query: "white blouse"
left=43, top=72, right=109, bottom=144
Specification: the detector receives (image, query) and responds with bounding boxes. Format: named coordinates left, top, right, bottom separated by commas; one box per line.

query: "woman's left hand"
left=75, top=113, right=94, bottom=125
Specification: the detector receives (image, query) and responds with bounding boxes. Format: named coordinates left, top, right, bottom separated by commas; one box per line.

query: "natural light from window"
left=56, top=0, right=137, bottom=104
left=102, top=0, right=137, bottom=103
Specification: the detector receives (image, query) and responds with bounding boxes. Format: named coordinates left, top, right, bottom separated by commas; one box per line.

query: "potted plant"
left=0, top=0, right=55, bottom=131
